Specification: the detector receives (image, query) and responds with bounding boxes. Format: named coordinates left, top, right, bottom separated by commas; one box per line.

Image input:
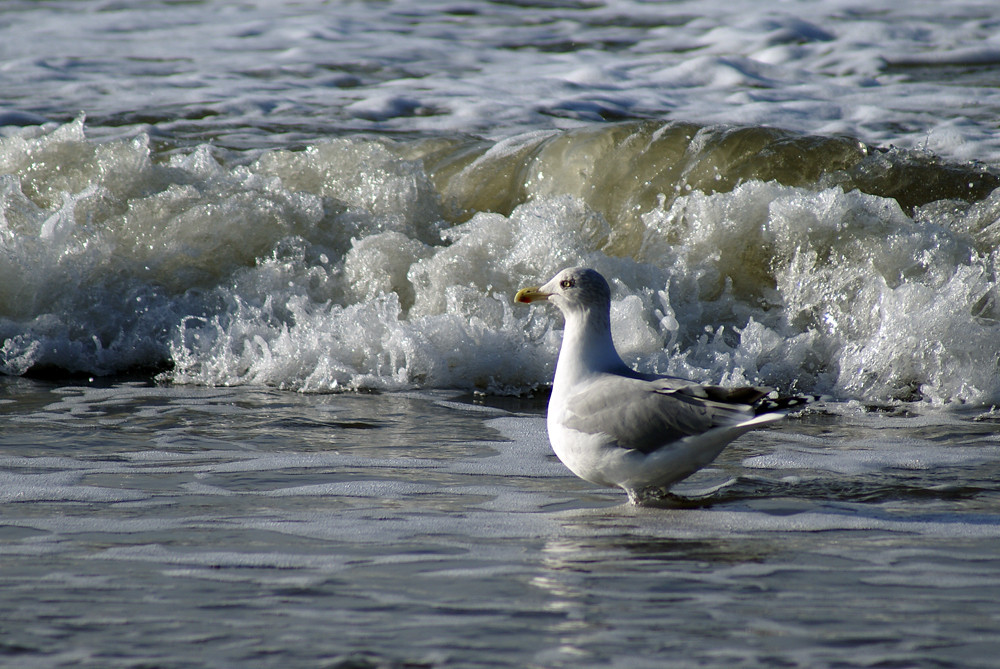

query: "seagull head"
left=514, top=267, right=611, bottom=316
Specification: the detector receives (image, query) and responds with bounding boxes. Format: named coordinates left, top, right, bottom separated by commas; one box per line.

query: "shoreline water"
left=3, top=378, right=1000, bottom=667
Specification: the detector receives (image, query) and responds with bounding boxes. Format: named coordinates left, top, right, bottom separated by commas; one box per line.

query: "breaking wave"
left=3, top=118, right=1000, bottom=405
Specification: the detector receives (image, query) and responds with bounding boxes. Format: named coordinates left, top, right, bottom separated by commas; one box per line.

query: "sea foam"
left=6, top=1, right=1000, bottom=162
left=2, top=119, right=1000, bottom=405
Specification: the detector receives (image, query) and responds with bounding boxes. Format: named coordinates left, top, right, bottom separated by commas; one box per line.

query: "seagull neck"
left=554, top=308, right=629, bottom=387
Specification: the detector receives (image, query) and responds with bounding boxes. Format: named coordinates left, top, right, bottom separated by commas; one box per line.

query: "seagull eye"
left=560, top=278, right=575, bottom=289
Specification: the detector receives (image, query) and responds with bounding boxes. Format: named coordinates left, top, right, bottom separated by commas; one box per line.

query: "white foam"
left=3, top=116, right=1000, bottom=405
left=638, top=181, right=1000, bottom=404
left=4, top=1, right=1000, bottom=160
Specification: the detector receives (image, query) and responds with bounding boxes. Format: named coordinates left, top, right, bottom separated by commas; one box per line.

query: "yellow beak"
left=514, top=286, right=550, bottom=304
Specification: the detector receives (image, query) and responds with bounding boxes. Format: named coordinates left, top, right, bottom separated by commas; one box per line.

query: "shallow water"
left=3, top=379, right=1000, bottom=668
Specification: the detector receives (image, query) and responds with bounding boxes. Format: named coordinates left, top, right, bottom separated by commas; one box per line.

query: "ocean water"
left=3, top=1, right=1000, bottom=667
left=4, top=380, right=1000, bottom=667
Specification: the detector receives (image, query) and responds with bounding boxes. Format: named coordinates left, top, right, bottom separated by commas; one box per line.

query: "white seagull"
left=515, top=267, right=808, bottom=504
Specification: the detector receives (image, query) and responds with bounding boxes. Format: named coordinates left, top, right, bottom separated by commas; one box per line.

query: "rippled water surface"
left=3, top=380, right=1000, bottom=667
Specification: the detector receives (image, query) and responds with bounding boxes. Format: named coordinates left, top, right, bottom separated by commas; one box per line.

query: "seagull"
left=515, top=267, right=809, bottom=504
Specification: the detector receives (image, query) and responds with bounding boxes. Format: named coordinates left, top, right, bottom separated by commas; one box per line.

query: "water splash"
left=2, top=119, right=1000, bottom=404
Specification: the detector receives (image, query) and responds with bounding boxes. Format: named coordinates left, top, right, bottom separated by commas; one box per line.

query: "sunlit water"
left=4, top=1, right=1000, bottom=666
left=3, top=379, right=1000, bottom=667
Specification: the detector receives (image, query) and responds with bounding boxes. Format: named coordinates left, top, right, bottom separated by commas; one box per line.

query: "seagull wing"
left=560, top=376, right=768, bottom=454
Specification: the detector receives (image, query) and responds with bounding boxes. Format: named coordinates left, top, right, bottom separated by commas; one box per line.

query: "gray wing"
left=561, top=376, right=768, bottom=454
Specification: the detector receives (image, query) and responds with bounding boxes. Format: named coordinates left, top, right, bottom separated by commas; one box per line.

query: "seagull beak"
left=514, top=286, right=551, bottom=304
